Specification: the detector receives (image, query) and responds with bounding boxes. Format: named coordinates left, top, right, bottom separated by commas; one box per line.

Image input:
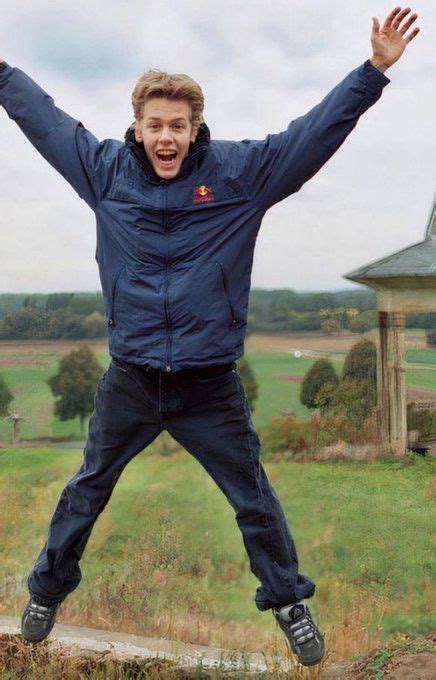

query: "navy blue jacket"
left=0, top=60, right=390, bottom=371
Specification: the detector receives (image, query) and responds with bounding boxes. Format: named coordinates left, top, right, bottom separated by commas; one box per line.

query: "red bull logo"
left=192, top=184, right=215, bottom=204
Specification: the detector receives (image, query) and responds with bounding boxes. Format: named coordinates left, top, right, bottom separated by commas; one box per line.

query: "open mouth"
left=155, top=151, right=178, bottom=169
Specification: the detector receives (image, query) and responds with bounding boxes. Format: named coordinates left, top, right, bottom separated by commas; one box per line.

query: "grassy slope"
left=0, top=447, right=434, bottom=643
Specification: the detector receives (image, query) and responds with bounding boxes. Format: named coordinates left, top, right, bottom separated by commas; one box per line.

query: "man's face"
left=134, top=97, right=198, bottom=180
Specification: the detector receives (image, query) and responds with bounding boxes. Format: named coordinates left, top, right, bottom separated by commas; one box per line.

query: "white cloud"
left=0, top=0, right=434, bottom=292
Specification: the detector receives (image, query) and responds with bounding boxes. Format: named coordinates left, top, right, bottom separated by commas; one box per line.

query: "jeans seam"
left=236, top=373, right=277, bottom=564
left=117, top=366, right=156, bottom=410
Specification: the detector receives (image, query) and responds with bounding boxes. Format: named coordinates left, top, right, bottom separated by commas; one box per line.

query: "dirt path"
left=0, top=615, right=306, bottom=675
left=1, top=617, right=434, bottom=678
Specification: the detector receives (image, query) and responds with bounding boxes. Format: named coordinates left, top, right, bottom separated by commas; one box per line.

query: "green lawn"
left=0, top=340, right=435, bottom=440
left=0, top=447, right=434, bottom=643
left=406, top=348, right=436, bottom=365
left=0, top=334, right=434, bottom=653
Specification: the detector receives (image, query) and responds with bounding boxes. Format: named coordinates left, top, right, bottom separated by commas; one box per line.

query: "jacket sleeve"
left=234, top=59, right=391, bottom=212
left=0, top=62, right=117, bottom=209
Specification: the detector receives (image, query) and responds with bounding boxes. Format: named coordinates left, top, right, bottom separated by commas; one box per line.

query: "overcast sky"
left=0, top=0, right=434, bottom=294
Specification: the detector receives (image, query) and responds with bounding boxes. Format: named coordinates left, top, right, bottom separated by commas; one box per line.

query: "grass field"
left=0, top=446, right=434, bottom=662
left=0, top=331, right=434, bottom=663
left=0, top=330, right=435, bottom=440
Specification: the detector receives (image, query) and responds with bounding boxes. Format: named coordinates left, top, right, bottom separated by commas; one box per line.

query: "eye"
left=173, top=124, right=184, bottom=130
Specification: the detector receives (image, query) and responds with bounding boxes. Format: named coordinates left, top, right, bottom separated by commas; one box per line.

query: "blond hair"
left=131, top=69, right=204, bottom=132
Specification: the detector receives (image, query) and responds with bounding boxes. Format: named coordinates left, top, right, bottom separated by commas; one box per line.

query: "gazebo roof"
left=344, top=198, right=436, bottom=283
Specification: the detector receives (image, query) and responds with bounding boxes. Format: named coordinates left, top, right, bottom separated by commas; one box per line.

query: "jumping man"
left=0, top=6, right=419, bottom=667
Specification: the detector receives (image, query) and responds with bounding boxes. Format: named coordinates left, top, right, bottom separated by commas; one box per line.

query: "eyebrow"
left=146, top=116, right=187, bottom=123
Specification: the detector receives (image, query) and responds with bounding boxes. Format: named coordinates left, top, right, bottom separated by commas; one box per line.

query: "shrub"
left=260, top=412, right=313, bottom=456
left=407, top=404, right=436, bottom=439
left=300, top=359, right=339, bottom=409
left=327, top=376, right=377, bottom=431
left=342, top=338, right=377, bottom=384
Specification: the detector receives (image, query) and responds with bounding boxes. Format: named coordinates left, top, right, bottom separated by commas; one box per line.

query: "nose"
left=158, top=126, right=173, bottom=144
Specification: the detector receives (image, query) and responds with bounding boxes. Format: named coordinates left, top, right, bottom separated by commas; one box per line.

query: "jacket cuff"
left=360, top=58, right=391, bottom=98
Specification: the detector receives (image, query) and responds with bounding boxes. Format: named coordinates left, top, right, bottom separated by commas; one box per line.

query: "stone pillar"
left=377, top=311, right=390, bottom=450
left=12, top=413, right=22, bottom=445
left=392, top=312, right=407, bottom=456
left=386, top=312, right=407, bottom=456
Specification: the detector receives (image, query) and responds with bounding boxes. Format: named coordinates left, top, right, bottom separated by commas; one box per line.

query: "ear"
left=190, top=125, right=199, bottom=144
left=134, top=122, right=143, bottom=143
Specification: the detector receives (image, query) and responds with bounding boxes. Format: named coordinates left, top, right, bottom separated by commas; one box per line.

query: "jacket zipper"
left=217, top=262, right=238, bottom=327
left=162, top=181, right=172, bottom=372
left=108, top=266, right=125, bottom=328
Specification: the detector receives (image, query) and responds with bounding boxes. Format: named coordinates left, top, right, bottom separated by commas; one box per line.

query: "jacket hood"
left=124, top=121, right=211, bottom=183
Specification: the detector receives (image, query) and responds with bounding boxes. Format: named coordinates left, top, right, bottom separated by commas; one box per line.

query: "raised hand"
left=370, top=7, right=420, bottom=71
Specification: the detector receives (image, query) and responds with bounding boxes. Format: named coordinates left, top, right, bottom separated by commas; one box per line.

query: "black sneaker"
left=21, top=598, right=60, bottom=643
left=273, top=601, right=325, bottom=667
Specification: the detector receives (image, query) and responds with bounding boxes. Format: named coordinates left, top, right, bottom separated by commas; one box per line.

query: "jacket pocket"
left=108, top=265, right=126, bottom=328
left=216, top=261, right=245, bottom=329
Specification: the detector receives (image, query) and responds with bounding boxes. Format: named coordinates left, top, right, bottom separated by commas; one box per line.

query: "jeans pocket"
left=111, top=357, right=133, bottom=374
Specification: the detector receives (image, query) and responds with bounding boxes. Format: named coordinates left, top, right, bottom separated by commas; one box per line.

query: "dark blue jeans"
left=28, top=359, right=316, bottom=610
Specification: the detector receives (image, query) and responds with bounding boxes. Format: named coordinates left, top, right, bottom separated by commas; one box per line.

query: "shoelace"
left=28, top=602, right=55, bottom=621
left=287, top=614, right=316, bottom=644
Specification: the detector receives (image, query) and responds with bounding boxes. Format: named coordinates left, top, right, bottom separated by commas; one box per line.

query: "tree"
left=45, top=292, right=75, bottom=312
left=0, top=307, right=49, bottom=339
left=349, top=309, right=379, bottom=333
left=300, top=359, right=339, bottom=409
left=237, top=357, right=259, bottom=413
left=342, top=338, right=377, bottom=384
left=23, top=295, right=38, bottom=309
left=80, top=311, right=107, bottom=338
left=46, top=310, right=84, bottom=339
left=320, top=317, right=342, bottom=334
left=47, top=345, right=103, bottom=434
left=0, top=373, right=13, bottom=417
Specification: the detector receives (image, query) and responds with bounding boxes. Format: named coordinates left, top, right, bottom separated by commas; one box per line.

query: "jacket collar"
left=124, top=121, right=211, bottom=184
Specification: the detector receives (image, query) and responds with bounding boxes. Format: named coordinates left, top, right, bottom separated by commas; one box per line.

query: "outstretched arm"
left=0, top=60, right=118, bottom=209
left=232, top=7, right=420, bottom=212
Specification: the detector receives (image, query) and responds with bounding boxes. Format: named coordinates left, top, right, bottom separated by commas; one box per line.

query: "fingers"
left=371, top=17, right=380, bottom=35
left=382, top=6, right=420, bottom=43
left=399, top=12, right=418, bottom=35
left=392, top=7, right=412, bottom=30
left=405, top=26, right=420, bottom=43
left=382, top=6, right=402, bottom=31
